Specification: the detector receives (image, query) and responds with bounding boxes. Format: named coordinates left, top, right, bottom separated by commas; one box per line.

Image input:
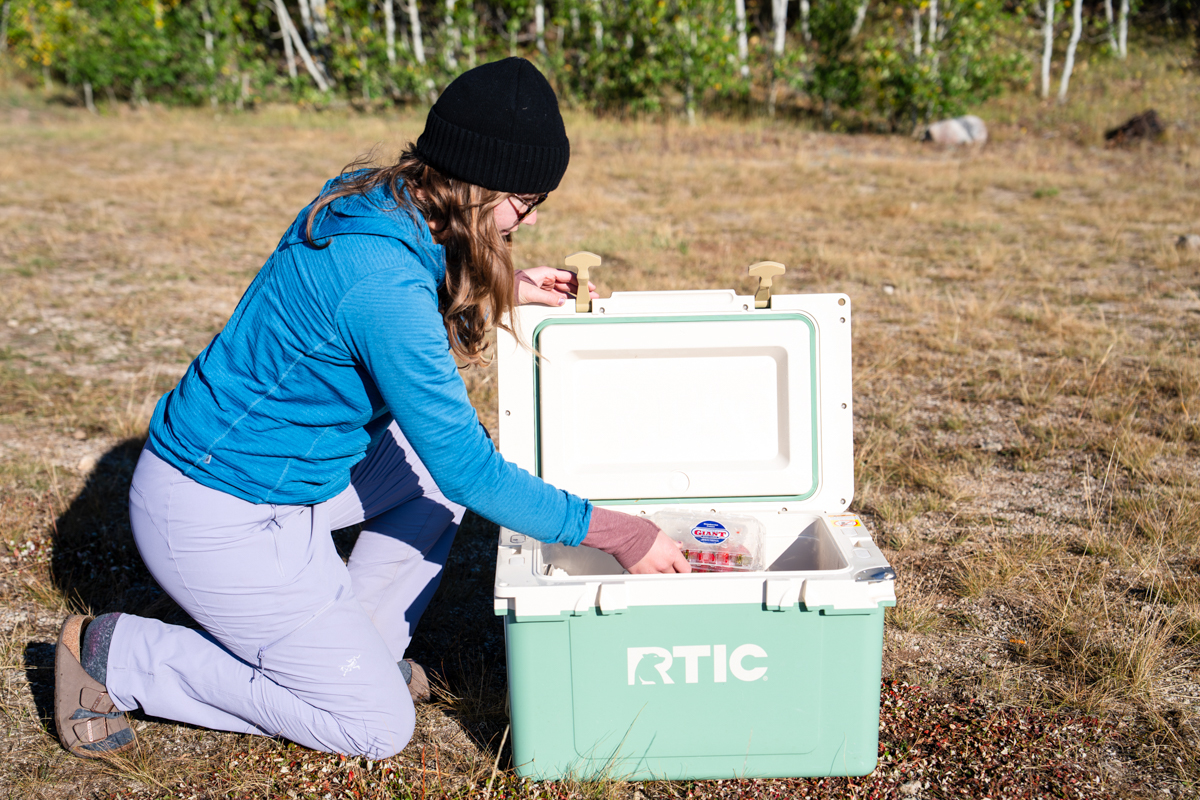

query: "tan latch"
left=748, top=261, right=786, bottom=309
left=565, top=251, right=602, bottom=313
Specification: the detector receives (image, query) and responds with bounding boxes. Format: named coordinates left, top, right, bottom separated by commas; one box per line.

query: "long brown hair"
left=305, top=147, right=515, bottom=368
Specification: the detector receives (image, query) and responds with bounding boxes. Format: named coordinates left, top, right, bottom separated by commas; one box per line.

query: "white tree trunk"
left=1040, top=0, right=1054, bottom=98
left=408, top=0, right=426, bottom=65
left=685, top=21, right=697, bottom=124
left=734, top=0, right=749, bottom=76
left=297, top=0, right=315, bottom=43
left=912, top=6, right=922, bottom=57
left=535, top=0, right=546, bottom=54
left=277, top=0, right=331, bottom=90
left=83, top=81, right=97, bottom=114
left=850, top=0, right=869, bottom=38
left=1117, top=0, right=1128, bottom=58
left=443, top=0, right=460, bottom=70
left=200, top=0, right=218, bottom=107
left=468, top=12, right=478, bottom=67
left=1103, top=0, right=1117, bottom=53
left=1, top=0, right=11, bottom=54
left=384, top=0, right=396, bottom=66
left=928, top=0, right=938, bottom=46
left=310, top=0, right=330, bottom=41
left=772, top=0, right=787, bottom=56
left=1058, top=0, right=1081, bottom=100
left=275, top=0, right=298, bottom=79
left=592, top=0, right=603, bottom=49
left=800, top=0, right=811, bottom=42
left=768, top=0, right=787, bottom=118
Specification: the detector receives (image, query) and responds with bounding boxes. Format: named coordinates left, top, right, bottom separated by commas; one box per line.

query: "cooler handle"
left=565, top=251, right=603, bottom=313
left=748, top=261, right=786, bottom=309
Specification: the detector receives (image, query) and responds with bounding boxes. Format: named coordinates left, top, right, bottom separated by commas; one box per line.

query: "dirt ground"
left=1, top=51, right=1199, bottom=799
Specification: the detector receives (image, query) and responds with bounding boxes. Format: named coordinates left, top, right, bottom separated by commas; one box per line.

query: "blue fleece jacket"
left=146, top=177, right=591, bottom=546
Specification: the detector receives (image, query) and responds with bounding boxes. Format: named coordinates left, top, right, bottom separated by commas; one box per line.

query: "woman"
left=54, top=57, right=689, bottom=761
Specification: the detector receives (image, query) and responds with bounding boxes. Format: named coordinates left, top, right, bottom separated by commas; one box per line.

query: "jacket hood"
left=283, top=176, right=447, bottom=284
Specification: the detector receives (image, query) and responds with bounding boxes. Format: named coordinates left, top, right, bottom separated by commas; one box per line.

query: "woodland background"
left=0, top=0, right=1198, bottom=126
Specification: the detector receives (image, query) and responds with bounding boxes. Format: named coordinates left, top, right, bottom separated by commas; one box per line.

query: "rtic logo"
left=627, top=644, right=768, bottom=685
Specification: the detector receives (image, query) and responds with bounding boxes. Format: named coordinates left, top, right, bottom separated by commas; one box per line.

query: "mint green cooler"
left=493, top=258, right=896, bottom=781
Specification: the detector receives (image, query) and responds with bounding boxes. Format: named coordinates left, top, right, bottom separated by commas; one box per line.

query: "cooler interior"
left=535, top=512, right=848, bottom=577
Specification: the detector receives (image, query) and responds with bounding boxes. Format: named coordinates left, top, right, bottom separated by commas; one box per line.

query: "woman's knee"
left=341, top=695, right=415, bottom=759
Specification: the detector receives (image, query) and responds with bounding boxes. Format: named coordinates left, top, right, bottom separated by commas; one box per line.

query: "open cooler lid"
left=497, top=277, right=856, bottom=513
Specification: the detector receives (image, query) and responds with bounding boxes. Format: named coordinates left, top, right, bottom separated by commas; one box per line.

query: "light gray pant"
left=113, top=420, right=463, bottom=759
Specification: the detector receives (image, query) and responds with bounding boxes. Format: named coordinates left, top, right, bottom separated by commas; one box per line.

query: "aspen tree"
left=443, top=0, right=461, bottom=70
left=1058, top=0, right=1081, bottom=100
left=1040, top=0, right=1054, bottom=98
left=912, top=5, right=922, bottom=56
left=535, top=0, right=546, bottom=54
left=201, top=0, right=218, bottom=106
left=1, top=0, right=10, bottom=53
left=769, top=0, right=787, bottom=116
left=1103, top=0, right=1117, bottom=52
left=311, top=0, right=330, bottom=42
left=1117, top=0, right=1127, bottom=58
left=297, top=0, right=315, bottom=43
left=734, top=0, right=749, bottom=76
left=409, top=0, right=426, bottom=64
left=592, top=0, right=603, bottom=48
left=275, top=0, right=329, bottom=89
left=274, top=0, right=298, bottom=78
left=384, top=0, right=396, bottom=66
left=851, top=0, right=870, bottom=38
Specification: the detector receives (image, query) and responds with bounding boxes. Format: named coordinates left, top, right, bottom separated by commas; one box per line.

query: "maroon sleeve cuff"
left=581, top=506, right=660, bottom=570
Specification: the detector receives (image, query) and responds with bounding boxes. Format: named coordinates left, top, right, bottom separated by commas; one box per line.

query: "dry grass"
left=2, top=40, right=1200, bottom=799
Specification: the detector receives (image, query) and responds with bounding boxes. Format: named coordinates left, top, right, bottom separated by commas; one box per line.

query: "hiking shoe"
left=54, top=615, right=136, bottom=758
left=399, top=658, right=431, bottom=704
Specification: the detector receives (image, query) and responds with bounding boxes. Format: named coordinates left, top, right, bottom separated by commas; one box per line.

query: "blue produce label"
left=690, top=520, right=729, bottom=544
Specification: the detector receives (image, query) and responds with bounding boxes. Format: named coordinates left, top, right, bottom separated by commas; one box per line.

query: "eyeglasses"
left=508, top=192, right=549, bottom=224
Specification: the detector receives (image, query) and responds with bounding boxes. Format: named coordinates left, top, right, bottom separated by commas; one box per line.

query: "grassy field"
left=1, top=41, right=1199, bottom=799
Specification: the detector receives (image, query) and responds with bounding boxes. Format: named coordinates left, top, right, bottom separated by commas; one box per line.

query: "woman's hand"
left=514, top=267, right=598, bottom=307
left=627, top=531, right=692, bottom=574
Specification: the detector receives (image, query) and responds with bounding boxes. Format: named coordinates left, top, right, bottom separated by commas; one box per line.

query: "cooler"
left=492, top=255, right=896, bottom=781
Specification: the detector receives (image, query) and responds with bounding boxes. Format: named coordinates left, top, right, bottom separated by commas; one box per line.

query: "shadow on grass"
left=48, top=437, right=190, bottom=626
left=24, top=640, right=55, bottom=730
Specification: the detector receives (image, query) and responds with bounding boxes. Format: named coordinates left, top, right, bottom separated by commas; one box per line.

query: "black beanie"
left=415, top=58, right=570, bottom=195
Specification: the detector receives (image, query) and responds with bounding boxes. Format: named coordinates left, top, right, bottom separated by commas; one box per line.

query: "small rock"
left=1177, top=234, right=1200, bottom=251
left=1105, top=109, right=1165, bottom=146
left=900, top=780, right=922, bottom=796
left=883, top=284, right=896, bottom=295
left=981, top=441, right=1004, bottom=452
left=77, top=454, right=98, bottom=474
left=72, top=429, right=87, bottom=440
left=922, top=115, right=988, bottom=146
left=28, top=327, right=39, bottom=335
left=6, top=319, right=17, bottom=328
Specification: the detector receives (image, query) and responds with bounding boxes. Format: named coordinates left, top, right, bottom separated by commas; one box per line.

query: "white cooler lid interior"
left=534, top=315, right=818, bottom=502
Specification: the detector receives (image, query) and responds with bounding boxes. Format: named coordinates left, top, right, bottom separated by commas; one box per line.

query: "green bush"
left=863, top=0, right=1028, bottom=129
